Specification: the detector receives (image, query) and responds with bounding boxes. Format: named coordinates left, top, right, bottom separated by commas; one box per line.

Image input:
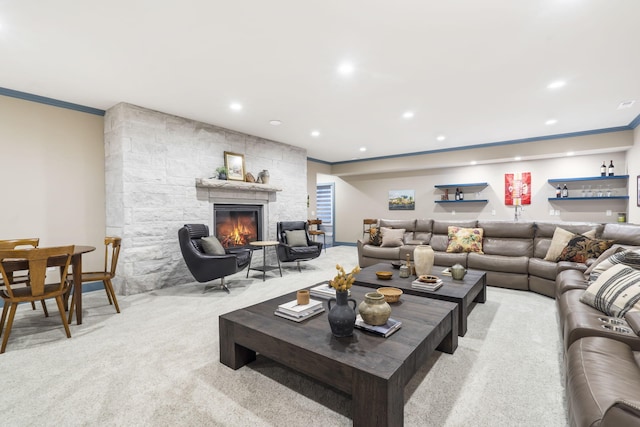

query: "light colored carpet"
left=1, top=246, right=567, bottom=426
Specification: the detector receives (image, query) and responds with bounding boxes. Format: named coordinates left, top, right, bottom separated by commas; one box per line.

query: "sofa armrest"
left=557, top=261, right=587, bottom=273
left=602, top=400, right=640, bottom=427
left=625, top=312, right=640, bottom=336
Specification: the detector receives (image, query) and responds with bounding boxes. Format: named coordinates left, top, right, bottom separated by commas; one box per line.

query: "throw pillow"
left=201, top=235, right=226, bottom=255
left=446, top=226, right=484, bottom=253
left=380, top=228, right=405, bottom=248
left=558, top=235, right=615, bottom=263
left=580, top=264, right=640, bottom=317
left=543, top=227, right=575, bottom=261
left=369, top=227, right=382, bottom=246
left=582, top=228, right=598, bottom=239
left=285, top=230, right=309, bottom=247
left=584, top=245, right=626, bottom=278
left=589, top=248, right=640, bottom=282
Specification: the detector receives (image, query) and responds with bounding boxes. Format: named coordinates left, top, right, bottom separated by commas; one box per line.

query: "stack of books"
left=411, top=278, right=443, bottom=291
left=309, top=282, right=351, bottom=299
left=274, top=298, right=324, bottom=322
left=354, top=314, right=402, bottom=338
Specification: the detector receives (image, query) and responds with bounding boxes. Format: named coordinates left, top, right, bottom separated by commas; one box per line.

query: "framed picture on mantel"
left=224, top=152, right=245, bottom=181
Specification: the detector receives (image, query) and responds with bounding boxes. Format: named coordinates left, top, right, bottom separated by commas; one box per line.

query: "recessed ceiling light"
left=337, top=62, right=354, bottom=75
left=230, top=102, right=242, bottom=111
left=514, top=156, right=522, bottom=161
left=545, top=119, right=558, bottom=125
left=547, top=80, right=566, bottom=89
left=436, top=135, right=446, bottom=141
left=311, top=130, right=320, bottom=137
left=360, top=147, right=367, bottom=152
left=470, top=161, right=477, bottom=165
left=566, top=152, right=574, bottom=156
left=269, top=120, right=282, bottom=126
left=617, top=100, right=636, bottom=110
left=402, top=111, right=414, bottom=119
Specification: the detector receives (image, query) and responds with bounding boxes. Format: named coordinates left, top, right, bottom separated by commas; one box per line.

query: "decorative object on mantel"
left=216, top=166, right=228, bottom=180
left=245, top=172, right=256, bottom=183
left=327, top=264, right=361, bottom=337
left=258, top=169, right=270, bottom=185
left=224, top=151, right=246, bottom=182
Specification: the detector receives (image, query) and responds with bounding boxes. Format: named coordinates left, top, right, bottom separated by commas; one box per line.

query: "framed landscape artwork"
left=388, top=189, right=415, bottom=210
left=224, top=152, right=246, bottom=181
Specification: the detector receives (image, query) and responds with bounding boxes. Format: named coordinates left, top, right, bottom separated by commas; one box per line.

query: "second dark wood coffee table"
left=355, top=263, right=486, bottom=336
left=219, top=284, right=458, bottom=427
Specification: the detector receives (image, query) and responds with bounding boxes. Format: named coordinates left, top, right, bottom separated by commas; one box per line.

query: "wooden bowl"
left=376, top=271, right=393, bottom=280
left=418, top=274, right=439, bottom=283
left=377, top=287, right=403, bottom=303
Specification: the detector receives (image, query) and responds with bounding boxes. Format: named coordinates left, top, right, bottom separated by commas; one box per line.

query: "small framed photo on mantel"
left=224, top=152, right=246, bottom=181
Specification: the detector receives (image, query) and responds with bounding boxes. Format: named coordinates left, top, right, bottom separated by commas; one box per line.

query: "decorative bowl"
left=390, top=261, right=402, bottom=269
left=377, top=287, right=403, bottom=303
left=418, top=274, right=439, bottom=283
left=376, top=271, right=393, bottom=280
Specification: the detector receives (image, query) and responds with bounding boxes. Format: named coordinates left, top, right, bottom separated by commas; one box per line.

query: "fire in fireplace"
left=214, top=204, right=262, bottom=249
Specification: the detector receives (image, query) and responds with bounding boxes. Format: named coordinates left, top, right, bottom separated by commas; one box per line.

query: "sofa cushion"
left=361, top=244, right=401, bottom=260
left=580, top=264, right=640, bottom=317
left=558, top=235, right=615, bottom=263
left=584, top=245, right=628, bottom=279
left=528, top=257, right=558, bottom=281
left=446, top=226, right=484, bottom=253
left=482, top=237, right=533, bottom=257
left=544, top=227, right=575, bottom=261
left=468, top=253, right=528, bottom=273
left=201, top=236, right=226, bottom=255
left=380, top=227, right=405, bottom=247
left=588, top=248, right=640, bottom=282
left=369, top=227, right=382, bottom=246
left=285, top=230, right=309, bottom=247
left=602, top=223, right=640, bottom=246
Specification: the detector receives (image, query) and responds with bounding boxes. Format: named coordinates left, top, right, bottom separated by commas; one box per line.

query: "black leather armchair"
left=178, top=224, right=251, bottom=292
left=275, top=221, right=322, bottom=271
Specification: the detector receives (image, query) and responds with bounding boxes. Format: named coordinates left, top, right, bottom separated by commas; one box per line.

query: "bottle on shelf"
left=608, top=160, right=614, bottom=176
left=556, top=185, right=561, bottom=198
left=455, top=188, right=460, bottom=201
left=600, top=161, right=607, bottom=176
left=562, top=184, right=569, bottom=198
left=459, top=188, right=464, bottom=200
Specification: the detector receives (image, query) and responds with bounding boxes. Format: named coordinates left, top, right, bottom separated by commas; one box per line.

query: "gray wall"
left=105, top=103, right=307, bottom=295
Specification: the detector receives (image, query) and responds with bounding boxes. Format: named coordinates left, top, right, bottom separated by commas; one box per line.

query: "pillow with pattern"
left=580, top=263, right=640, bottom=317
left=369, top=227, right=382, bottom=246
left=446, top=226, right=484, bottom=253
left=589, top=248, right=640, bottom=282
left=558, top=235, right=614, bottom=263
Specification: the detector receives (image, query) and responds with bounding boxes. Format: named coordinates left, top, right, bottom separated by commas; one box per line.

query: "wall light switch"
left=606, top=210, right=612, bottom=216
left=491, top=209, right=496, bottom=216
left=549, top=209, right=555, bottom=216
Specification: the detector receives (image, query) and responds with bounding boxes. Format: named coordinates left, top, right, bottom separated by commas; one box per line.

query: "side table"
left=246, top=241, right=282, bottom=281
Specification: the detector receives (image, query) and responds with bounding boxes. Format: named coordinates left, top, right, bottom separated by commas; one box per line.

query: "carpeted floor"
left=1, top=246, right=567, bottom=426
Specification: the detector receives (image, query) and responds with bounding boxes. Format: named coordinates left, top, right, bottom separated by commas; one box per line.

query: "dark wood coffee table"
left=219, top=284, right=458, bottom=427
left=354, top=263, right=486, bottom=336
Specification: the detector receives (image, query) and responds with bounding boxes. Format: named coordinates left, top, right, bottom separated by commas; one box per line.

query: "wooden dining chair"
left=0, top=238, right=47, bottom=314
left=68, top=237, right=121, bottom=323
left=307, top=219, right=327, bottom=253
left=0, top=245, right=74, bottom=354
left=363, top=219, right=377, bottom=238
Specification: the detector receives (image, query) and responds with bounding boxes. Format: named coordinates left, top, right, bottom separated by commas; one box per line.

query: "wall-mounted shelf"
left=547, top=175, right=629, bottom=184
left=434, top=182, right=488, bottom=189
left=548, top=196, right=629, bottom=201
left=435, top=199, right=488, bottom=204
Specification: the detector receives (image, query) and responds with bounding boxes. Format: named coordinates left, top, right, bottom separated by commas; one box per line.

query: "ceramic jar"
left=414, top=245, right=435, bottom=276
left=358, top=292, right=391, bottom=326
left=327, top=290, right=357, bottom=337
left=451, top=263, right=467, bottom=280
left=259, top=169, right=270, bottom=185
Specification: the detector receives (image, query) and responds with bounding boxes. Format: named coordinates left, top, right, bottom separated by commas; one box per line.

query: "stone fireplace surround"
left=105, top=103, right=307, bottom=295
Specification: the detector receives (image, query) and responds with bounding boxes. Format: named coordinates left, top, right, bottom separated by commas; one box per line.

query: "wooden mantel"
left=195, top=178, right=282, bottom=193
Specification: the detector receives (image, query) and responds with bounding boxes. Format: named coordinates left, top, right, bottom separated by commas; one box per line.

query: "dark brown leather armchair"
left=178, top=224, right=251, bottom=292
left=275, top=221, right=322, bottom=271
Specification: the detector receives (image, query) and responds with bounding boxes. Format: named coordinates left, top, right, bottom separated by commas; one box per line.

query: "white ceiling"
left=2, top=1, right=639, bottom=163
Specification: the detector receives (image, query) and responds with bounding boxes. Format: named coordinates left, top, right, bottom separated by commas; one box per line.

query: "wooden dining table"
left=1, top=245, right=96, bottom=325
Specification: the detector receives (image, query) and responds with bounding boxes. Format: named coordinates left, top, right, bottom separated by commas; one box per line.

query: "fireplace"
left=214, top=204, right=263, bottom=249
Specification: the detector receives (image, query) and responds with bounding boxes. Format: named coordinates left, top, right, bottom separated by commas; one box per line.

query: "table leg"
left=352, top=370, right=403, bottom=427
left=436, top=307, right=458, bottom=354
left=275, top=246, right=282, bottom=277
left=219, top=317, right=256, bottom=369
left=246, top=249, right=254, bottom=278
left=262, top=247, right=266, bottom=281
left=72, top=253, right=83, bottom=325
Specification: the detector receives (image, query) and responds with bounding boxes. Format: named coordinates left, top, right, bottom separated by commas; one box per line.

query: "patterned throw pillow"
left=446, top=226, right=484, bottom=253
left=589, top=248, right=640, bottom=282
left=369, top=227, right=382, bottom=246
left=558, top=235, right=614, bottom=263
left=580, top=264, right=640, bottom=317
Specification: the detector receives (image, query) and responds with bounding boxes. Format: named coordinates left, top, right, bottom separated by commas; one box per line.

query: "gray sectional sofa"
left=358, top=217, right=640, bottom=426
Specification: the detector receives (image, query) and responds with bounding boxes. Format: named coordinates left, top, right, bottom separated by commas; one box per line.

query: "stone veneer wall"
left=104, top=103, right=307, bottom=295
